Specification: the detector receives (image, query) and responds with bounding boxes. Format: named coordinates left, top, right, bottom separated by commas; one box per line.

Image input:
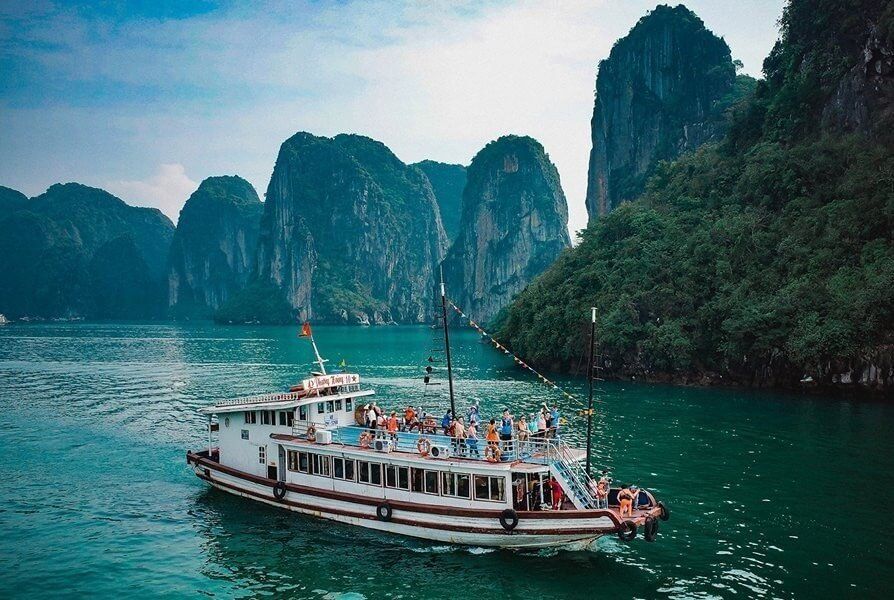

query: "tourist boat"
left=187, top=285, right=669, bottom=549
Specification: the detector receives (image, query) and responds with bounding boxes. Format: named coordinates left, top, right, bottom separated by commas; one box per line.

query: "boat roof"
left=200, top=388, right=374, bottom=414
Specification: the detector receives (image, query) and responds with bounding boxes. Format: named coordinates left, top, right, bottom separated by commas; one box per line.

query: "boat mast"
left=440, top=266, right=456, bottom=417
left=585, top=307, right=596, bottom=477
left=309, top=333, right=328, bottom=375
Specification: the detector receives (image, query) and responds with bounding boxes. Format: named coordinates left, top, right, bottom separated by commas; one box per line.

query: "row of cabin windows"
left=286, top=450, right=506, bottom=502
left=243, top=411, right=296, bottom=427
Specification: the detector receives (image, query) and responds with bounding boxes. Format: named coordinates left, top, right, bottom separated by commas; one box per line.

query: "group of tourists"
left=360, top=401, right=561, bottom=461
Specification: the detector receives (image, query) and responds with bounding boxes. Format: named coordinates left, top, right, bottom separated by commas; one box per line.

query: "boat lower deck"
left=187, top=449, right=664, bottom=548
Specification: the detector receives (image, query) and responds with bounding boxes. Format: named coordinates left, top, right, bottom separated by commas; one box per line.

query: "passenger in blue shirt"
left=441, top=410, right=453, bottom=436
left=550, top=405, right=560, bottom=437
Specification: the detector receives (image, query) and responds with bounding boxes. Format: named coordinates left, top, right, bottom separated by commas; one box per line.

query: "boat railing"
left=215, top=391, right=306, bottom=407
left=544, top=438, right=603, bottom=509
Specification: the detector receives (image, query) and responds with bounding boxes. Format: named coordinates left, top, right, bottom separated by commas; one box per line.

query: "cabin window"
left=299, top=406, right=308, bottom=421
left=326, top=400, right=334, bottom=413
left=385, top=465, right=410, bottom=490
left=335, top=399, right=342, bottom=411
left=261, top=411, right=273, bottom=426
left=345, top=398, right=353, bottom=411
left=310, top=454, right=331, bottom=477
left=279, top=412, right=287, bottom=426
left=244, top=411, right=257, bottom=424
left=317, top=402, right=325, bottom=414
left=424, top=470, right=439, bottom=495
left=344, top=458, right=355, bottom=481
left=442, top=473, right=470, bottom=498
left=258, top=446, right=266, bottom=465
left=288, top=450, right=300, bottom=471
left=298, top=452, right=309, bottom=473
left=474, top=475, right=506, bottom=502
left=333, top=457, right=344, bottom=479
left=358, top=461, right=382, bottom=486
left=241, top=429, right=249, bottom=440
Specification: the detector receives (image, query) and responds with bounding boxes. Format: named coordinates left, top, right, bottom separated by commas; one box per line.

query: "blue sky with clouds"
left=0, top=0, right=785, bottom=233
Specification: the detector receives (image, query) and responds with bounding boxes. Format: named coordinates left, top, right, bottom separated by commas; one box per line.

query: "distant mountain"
left=411, top=160, right=467, bottom=243
left=167, top=176, right=262, bottom=319
left=0, top=186, right=28, bottom=220
left=585, top=4, right=749, bottom=220
left=0, top=183, right=174, bottom=319
left=442, top=135, right=571, bottom=324
left=219, top=132, right=448, bottom=324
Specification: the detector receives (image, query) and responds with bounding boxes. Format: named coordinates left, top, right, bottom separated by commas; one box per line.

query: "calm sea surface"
left=1, top=323, right=892, bottom=599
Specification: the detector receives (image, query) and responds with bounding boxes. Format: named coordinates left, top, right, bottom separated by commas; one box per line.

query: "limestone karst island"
left=1, top=1, right=892, bottom=599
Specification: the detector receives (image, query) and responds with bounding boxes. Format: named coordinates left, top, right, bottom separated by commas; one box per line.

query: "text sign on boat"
left=303, top=373, right=359, bottom=390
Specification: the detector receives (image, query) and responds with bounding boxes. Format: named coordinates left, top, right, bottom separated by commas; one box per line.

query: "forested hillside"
left=499, top=0, right=894, bottom=391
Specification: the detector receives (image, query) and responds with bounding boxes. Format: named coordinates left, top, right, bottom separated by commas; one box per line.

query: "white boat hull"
left=189, top=454, right=616, bottom=549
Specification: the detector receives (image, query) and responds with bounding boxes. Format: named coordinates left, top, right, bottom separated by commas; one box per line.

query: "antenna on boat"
left=585, top=307, right=596, bottom=477
left=439, top=265, right=456, bottom=418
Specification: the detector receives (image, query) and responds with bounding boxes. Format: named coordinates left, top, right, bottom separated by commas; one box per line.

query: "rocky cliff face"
left=585, top=4, right=737, bottom=220
left=0, top=183, right=174, bottom=319
left=167, top=176, right=262, bottom=318
left=253, top=132, right=447, bottom=324
left=442, top=135, right=570, bottom=323
left=411, top=160, right=467, bottom=244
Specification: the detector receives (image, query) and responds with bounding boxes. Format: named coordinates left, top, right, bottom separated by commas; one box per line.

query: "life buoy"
left=376, top=503, right=393, bottom=522
left=359, top=431, right=372, bottom=448
left=485, top=444, right=502, bottom=463
left=617, top=520, right=637, bottom=542
left=417, top=438, right=432, bottom=456
left=306, top=425, right=316, bottom=442
left=499, top=508, right=519, bottom=531
left=658, top=501, right=670, bottom=521
left=644, top=517, right=659, bottom=542
left=273, top=481, right=287, bottom=500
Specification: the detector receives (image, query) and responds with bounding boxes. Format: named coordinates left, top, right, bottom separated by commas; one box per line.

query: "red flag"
left=299, top=322, right=312, bottom=338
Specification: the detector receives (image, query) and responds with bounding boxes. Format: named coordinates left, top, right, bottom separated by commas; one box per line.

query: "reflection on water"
left=1, top=322, right=893, bottom=598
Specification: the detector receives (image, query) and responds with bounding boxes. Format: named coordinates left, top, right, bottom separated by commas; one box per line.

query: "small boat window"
left=424, top=470, right=439, bottom=495
left=335, top=399, right=342, bottom=411
left=299, top=406, right=308, bottom=421
left=298, top=452, right=309, bottom=473
left=474, top=475, right=506, bottom=502
left=344, top=458, right=355, bottom=481
left=258, top=446, right=266, bottom=465
left=385, top=465, right=410, bottom=490
left=442, top=472, right=471, bottom=498
left=345, top=398, right=353, bottom=412
left=326, top=400, right=335, bottom=413
left=261, top=411, right=274, bottom=426
left=317, top=403, right=325, bottom=414
left=310, top=454, right=331, bottom=477
left=288, top=450, right=300, bottom=471
left=358, top=461, right=382, bottom=486
left=244, top=411, right=257, bottom=424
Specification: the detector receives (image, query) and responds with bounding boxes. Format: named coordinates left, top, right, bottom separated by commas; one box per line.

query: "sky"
left=0, top=0, right=785, bottom=235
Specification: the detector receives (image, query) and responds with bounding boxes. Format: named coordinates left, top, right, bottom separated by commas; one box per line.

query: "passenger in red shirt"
left=550, top=477, right=564, bottom=510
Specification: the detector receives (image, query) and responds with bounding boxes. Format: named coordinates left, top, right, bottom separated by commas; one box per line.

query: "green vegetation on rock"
left=500, top=0, right=894, bottom=391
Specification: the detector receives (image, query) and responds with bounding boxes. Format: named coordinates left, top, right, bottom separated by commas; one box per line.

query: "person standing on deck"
left=550, top=476, right=564, bottom=510
left=366, top=404, right=376, bottom=430
left=485, top=419, right=499, bottom=446
left=500, top=409, right=514, bottom=455
left=550, top=405, right=560, bottom=437
left=466, top=422, right=479, bottom=457
left=441, top=410, right=452, bottom=436
left=387, top=412, right=399, bottom=441
left=452, top=416, right=466, bottom=455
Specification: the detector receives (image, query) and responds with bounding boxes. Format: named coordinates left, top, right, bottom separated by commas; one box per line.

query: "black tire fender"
left=658, top=501, right=670, bottom=521
left=377, top=503, right=393, bottom=522
left=273, top=481, right=287, bottom=500
left=644, top=517, right=659, bottom=542
left=499, top=508, right=519, bottom=531
left=617, top=520, right=637, bottom=542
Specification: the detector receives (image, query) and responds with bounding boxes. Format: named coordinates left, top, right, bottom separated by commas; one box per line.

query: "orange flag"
left=299, top=322, right=312, bottom=338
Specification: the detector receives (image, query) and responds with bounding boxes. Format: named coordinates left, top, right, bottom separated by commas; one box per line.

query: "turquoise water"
left=1, top=323, right=892, bottom=599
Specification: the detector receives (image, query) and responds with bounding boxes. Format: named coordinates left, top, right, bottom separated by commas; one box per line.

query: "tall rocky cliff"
left=167, top=176, right=262, bottom=318
left=585, top=4, right=738, bottom=220
left=0, top=183, right=174, bottom=319
left=411, top=160, right=467, bottom=244
left=500, top=0, right=894, bottom=394
left=442, top=135, right=570, bottom=323
left=248, top=132, right=448, bottom=324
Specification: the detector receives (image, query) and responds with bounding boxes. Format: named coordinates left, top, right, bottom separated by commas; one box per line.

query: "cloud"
left=0, top=0, right=785, bottom=235
left=105, top=164, right=198, bottom=223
